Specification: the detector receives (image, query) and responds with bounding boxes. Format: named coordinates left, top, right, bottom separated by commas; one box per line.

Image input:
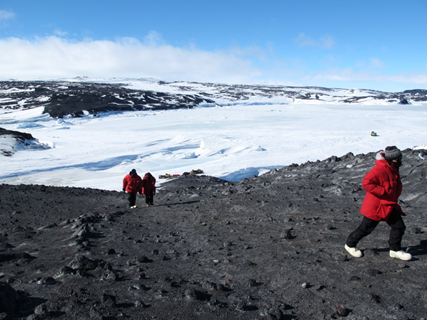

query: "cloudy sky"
left=1, top=0, right=426, bottom=91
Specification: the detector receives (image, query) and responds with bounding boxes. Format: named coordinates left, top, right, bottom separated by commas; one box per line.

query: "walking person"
left=345, top=146, right=412, bottom=261
left=122, top=169, right=142, bottom=208
left=142, top=172, right=156, bottom=206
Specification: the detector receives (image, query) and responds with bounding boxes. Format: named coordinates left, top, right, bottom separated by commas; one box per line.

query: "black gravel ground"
left=0, top=149, right=426, bottom=320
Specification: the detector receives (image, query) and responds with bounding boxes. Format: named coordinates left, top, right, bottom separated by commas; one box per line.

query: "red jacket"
left=142, top=173, right=156, bottom=195
left=360, top=152, right=403, bottom=221
left=123, top=173, right=142, bottom=194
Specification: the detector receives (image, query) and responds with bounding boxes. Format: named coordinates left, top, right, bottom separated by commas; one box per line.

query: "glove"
left=122, top=188, right=126, bottom=192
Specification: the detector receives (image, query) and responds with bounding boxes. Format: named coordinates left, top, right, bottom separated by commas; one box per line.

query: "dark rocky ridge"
left=1, top=80, right=426, bottom=119
left=0, top=148, right=426, bottom=319
left=0, top=81, right=216, bottom=118
left=0, top=127, right=34, bottom=143
left=0, top=128, right=39, bottom=157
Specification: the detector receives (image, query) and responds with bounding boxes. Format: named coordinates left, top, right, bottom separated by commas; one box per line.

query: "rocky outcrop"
left=0, top=127, right=49, bottom=156
left=0, top=81, right=217, bottom=118
left=0, top=127, right=33, bottom=141
left=0, top=127, right=36, bottom=156
left=1, top=80, right=426, bottom=119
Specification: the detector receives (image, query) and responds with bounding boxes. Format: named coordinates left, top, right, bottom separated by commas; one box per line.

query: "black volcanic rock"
left=0, top=128, right=37, bottom=156
left=1, top=80, right=426, bottom=119
left=403, top=89, right=427, bottom=101
left=0, top=81, right=217, bottom=118
left=0, top=127, right=33, bottom=141
left=0, top=148, right=426, bottom=319
left=44, top=84, right=215, bottom=118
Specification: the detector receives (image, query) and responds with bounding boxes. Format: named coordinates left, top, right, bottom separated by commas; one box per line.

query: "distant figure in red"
left=122, top=169, right=142, bottom=208
left=142, top=172, right=156, bottom=206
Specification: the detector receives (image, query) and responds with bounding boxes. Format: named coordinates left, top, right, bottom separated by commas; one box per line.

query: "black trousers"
left=346, top=209, right=406, bottom=251
left=145, top=192, right=154, bottom=205
left=127, top=193, right=137, bottom=207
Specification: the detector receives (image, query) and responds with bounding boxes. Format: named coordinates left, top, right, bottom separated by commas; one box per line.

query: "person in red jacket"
left=345, top=146, right=412, bottom=261
left=122, top=169, right=142, bottom=208
left=142, top=172, right=156, bottom=206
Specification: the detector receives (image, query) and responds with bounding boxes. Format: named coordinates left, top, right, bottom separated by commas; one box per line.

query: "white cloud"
left=143, top=31, right=166, bottom=47
left=369, top=58, right=384, bottom=68
left=296, top=33, right=335, bottom=49
left=54, top=29, right=68, bottom=37
left=0, top=34, right=425, bottom=91
left=229, top=44, right=267, bottom=60
left=0, top=36, right=259, bottom=83
left=355, top=58, right=384, bottom=69
left=0, top=10, right=15, bottom=21
left=306, top=68, right=427, bottom=90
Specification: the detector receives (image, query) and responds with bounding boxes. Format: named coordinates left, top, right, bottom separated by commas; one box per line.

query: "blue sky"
left=1, top=0, right=426, bottom=91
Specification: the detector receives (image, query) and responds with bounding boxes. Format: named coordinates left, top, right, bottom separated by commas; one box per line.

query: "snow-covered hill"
left=1, top=78, right=426, bottom=190
left=1, top=79, right=426, bottom=118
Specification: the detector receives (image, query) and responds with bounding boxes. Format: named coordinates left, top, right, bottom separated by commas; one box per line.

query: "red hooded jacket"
left=123, top=172, right=142, bottom=194
left=360, top=152, right=403, bottom=221
left=142, top=173, right=156, bottom=195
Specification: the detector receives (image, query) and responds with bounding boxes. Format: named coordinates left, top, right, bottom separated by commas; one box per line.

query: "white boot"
left=389, top=250, right=412, bottom=261
left=345, top=244, right=362, bottom=258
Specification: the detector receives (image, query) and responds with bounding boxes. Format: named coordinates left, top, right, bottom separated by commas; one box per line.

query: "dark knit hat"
left=384, top=146, right=402, bottom=160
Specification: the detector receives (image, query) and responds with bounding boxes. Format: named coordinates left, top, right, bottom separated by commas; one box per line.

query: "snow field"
left=0, top=102, right=426, bottom=191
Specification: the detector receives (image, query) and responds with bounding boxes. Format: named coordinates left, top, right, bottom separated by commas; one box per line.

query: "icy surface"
left=1, top=98, right=426, bottom=191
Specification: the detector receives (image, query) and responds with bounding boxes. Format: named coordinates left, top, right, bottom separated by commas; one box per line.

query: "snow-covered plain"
left=1, top=94, right=426, bottom=191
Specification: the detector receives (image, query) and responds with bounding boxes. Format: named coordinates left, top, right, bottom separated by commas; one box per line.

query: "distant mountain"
left=1, top=79, right=425, bottom=119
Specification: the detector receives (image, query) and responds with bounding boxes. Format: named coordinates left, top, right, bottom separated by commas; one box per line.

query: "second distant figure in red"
left=142, top=172, right=156, bottom=206
left=122, top=169, right=142, bottom=208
